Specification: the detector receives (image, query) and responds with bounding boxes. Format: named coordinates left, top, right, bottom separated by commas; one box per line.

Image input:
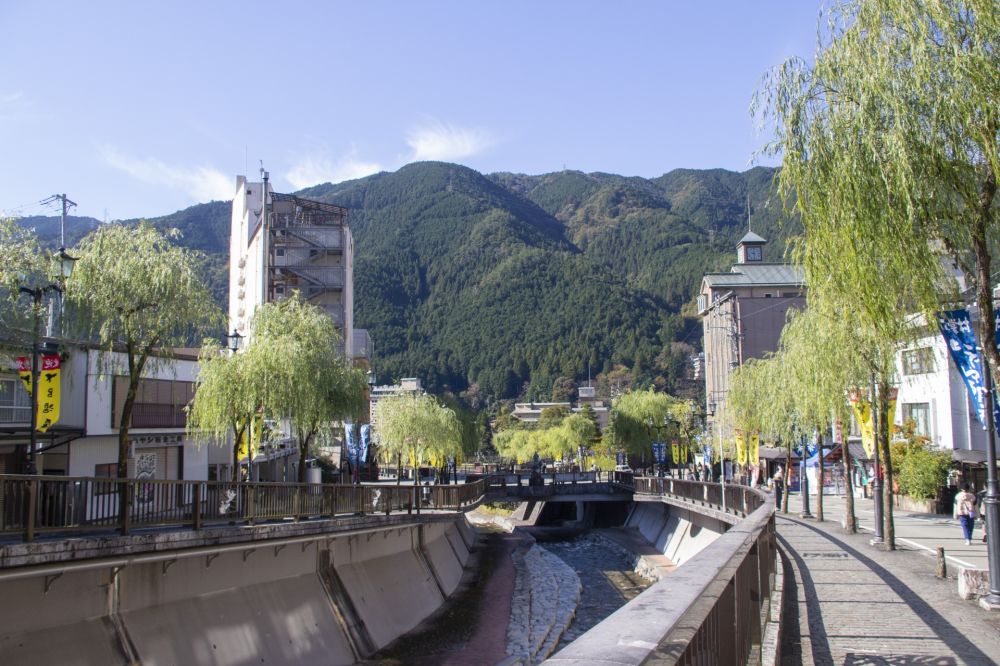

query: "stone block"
left=957, top=566, right=990, bottom=600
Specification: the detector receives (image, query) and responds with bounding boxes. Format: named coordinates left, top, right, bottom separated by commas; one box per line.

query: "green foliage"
left=67, top=222, right=222, bottom=477
left=250, top=295, right=368, bottom=480
left=898, top=447, right=952, bottom=501
left=374, top=393, right=463, bottom=476
left=611, top=389, right=692, bottom=456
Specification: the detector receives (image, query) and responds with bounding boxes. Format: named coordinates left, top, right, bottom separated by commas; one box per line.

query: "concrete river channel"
left=367, top=512, right=655, bottom=665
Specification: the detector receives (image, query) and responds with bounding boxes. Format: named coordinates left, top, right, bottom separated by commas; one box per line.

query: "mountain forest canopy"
left=15, top=162, right=798, bottom=405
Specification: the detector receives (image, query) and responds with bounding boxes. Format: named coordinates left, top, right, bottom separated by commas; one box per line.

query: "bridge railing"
left=633, top=476, right=762, bottom=516
left=548, top=478, right=776, bottom=666
left=0, top=474, right=487, bottom=542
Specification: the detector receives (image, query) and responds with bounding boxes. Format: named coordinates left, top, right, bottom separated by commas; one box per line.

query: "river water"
left=540, top=532, right=653, bottom=651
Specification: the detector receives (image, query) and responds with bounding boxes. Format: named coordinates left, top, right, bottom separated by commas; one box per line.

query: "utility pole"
left=54, top=193, right=76, bottom=249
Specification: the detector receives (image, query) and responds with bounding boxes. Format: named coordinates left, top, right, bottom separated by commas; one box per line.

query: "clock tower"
left=737, top=230, right=766, bottom=264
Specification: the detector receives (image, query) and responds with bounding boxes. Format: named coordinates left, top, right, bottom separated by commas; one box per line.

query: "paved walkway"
left=784, top=492, right=990, bottom=570
left=777, top=496, right=1000, bottom=665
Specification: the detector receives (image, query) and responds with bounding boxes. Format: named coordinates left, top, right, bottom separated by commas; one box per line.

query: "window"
left=901, top=347, right=935, bottom=375
left=275, top=247, right=285, bottom=257
left=94, top=463, right=117, bottom=494
left=902, top=403, right=932, bottom=437
left=0, top=378, right=31, bottom=423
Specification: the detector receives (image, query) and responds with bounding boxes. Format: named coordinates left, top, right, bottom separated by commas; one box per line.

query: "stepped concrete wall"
left=0, top=516, right=475, bottom=666
left=626, top=501, right=727, bottom=566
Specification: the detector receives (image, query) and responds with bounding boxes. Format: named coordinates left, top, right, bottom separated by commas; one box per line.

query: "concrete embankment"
left=0, top=515, right=477, bottom=666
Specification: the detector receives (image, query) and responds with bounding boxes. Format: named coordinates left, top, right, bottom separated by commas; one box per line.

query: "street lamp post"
left=870, top=380, right=885, bottom=544
left=17, top=248, right=76, bottom=475
left=978, top=355, right=1000, bottom=608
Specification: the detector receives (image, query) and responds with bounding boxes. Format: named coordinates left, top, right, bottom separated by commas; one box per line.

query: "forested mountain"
left=13, top=162, right=799, bottom=404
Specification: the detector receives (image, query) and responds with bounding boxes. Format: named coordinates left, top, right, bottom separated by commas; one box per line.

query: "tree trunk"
left=843, top=437, right=856, bottom=533
left=783, top=440, right=791, bottom=514
left=396, top=453, right=402, bottom=486
left=878, top=378, right=896, bottom=550
left=298, top=430, right=311, bottom=483
left=816, top=432, right=825, bottom=522
left=231, top=421, right=241, bottom=482
left=973, top=167, right=999, bottom=398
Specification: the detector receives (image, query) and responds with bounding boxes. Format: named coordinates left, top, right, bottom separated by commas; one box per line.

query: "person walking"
left=954, top=483, right=978, bottom=546
left=773, top=466, right=785, bottom=510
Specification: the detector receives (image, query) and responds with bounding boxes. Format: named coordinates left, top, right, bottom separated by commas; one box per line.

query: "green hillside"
left=12, top=162, right=798, bottom=404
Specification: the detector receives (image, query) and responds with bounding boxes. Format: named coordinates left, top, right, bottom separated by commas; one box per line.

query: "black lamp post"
left=18, top=247, right=77, bottom=475
left=978, top=352, right=1000, bottom=609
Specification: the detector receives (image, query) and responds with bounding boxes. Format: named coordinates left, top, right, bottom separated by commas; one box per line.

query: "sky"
left=0, top=1, right=824, bottom=220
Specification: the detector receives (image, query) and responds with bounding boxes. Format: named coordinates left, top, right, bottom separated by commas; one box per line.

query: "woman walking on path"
left=954, top=484, right=977, bottom=546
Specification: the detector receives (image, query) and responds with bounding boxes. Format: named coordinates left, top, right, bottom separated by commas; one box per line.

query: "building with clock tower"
left=697, top=230, right=806, bottom=448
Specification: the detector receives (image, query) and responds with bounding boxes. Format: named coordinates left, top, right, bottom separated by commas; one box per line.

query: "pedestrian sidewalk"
left=776, top=500, right=1000, bottom=665
left=783, top=492, right=990, bottom=570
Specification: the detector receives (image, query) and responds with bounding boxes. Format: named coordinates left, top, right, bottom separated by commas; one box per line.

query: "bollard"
left=936, top=546, right=947, bottom=579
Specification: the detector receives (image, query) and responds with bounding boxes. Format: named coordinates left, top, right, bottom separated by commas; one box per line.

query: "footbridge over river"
left=0, top=473, right=779, bottom=665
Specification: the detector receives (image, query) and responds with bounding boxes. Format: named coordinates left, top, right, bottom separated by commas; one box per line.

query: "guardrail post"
left=293, top=485, right=301, bottom=522
left=25, top=478, right=38, bottom=542
left=247, top=485, right=256, bottom=526
left=192, top=483, right=202, bottom=530
left=120, top=481, right=131, bottom=536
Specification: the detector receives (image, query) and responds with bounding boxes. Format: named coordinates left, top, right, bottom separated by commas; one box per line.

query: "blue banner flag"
left=702, top=445, right=712, bottom=466
left=344, top=421, right=357, bottom=466
left=938, top=309, right=1000, bottom=430
left=359, top=424, right=371, bottom=465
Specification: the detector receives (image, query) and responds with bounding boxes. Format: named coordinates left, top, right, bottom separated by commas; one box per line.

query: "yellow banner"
left=238, top=413, right=263, bottom=462
left=735, top=430, right=746, bottom=465
left=887, top=388, right=898, bottom=439
left=749, top=432, right=760, bottom=465
left=680, top=442, right=688, bottom=465
left=849, top=391, right=875, bottom=458
left=671, top=440, right=680, bottom=465
left=18, top=355, right=61, bottom=433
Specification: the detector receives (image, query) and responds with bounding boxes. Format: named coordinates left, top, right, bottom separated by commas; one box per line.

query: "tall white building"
left=228, top=172, right=355, bottom=357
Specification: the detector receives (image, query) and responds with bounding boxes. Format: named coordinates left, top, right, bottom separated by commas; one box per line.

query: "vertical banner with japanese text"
left=937, top=309, right=1000, bottom=431
left=670, top=440, right=680, bottom=465
left=16, top=355, right=60, bottom=432
left=734, top=430, right=746, bottom=466
left=849, top=391, right=875, bottom=458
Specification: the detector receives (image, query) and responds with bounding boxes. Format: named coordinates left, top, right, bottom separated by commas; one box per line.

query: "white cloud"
left=406, top=121, right=495, bottom=162
left=100, top=145, right=233, bottom=202
left=285, top=151, right=383, bottom=190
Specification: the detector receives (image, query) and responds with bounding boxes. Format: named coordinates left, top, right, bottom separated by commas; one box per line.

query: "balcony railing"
left=0, top=405, right=31, bottom=424
left=130, top=402, right=186, bottom=428
left=0, top=475, right=488, bottom=542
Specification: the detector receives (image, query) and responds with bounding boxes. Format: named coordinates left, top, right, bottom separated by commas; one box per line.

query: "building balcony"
left=130, top=402, right=186, bottom=429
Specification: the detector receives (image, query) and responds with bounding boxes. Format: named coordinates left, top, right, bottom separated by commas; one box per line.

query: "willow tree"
left=611, top=389, right=680, bottom=463
left=186, top=341, right=261, bottom=482
left=251, top=296, right=367, bottom=483
left=755, top=0, right=997, bottom=545
left=67, top=222, right=221, bottom=479
left=729, top=353, right=797, bottom=513
left=374, top=393, right=463, bottom=485
left=0, top=217, right=45, bottom=331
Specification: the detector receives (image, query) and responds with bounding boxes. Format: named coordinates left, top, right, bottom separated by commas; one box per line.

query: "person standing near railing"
left=772, top=466, right=784, bottom=509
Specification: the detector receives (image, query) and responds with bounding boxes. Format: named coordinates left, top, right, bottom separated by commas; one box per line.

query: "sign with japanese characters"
left=16, top=354, right=61, bottom=432
left=938, top=309, right=1000, bottom=430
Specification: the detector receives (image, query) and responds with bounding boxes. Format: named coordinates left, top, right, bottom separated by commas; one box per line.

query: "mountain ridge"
left=12, top=162, right=796, bottom=403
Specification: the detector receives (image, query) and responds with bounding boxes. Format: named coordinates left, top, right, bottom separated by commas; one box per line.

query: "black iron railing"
left=0, top=475, right=487, bottom=542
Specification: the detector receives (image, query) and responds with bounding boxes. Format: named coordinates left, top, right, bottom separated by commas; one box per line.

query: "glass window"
left=901, top=347, right=935, bottom=375
left=902, top=403, right=931, bottom=436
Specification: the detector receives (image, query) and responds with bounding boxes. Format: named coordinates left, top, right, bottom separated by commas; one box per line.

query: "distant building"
left=228, top=172, right=358, bottom=359
left=369, top=378, right=425, bottom=433
left=894, top=298, right=1000, bottom=490
left=511, top=385, right=610, bottom=430
left=698, top=231, right=805, bottom=445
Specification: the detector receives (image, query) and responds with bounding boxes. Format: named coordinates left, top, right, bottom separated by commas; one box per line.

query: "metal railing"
left=548, top=478, right=776, bottom=666
left=0, top=475, right=487, bottom=542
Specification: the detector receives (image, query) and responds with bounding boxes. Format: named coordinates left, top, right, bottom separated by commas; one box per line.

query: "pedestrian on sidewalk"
left=954, top=483, right=977, bottom=545
left=773, top=466, right=784, bottom=509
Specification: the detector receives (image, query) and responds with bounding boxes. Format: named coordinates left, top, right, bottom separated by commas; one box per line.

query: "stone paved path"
left=777, top=513, right=1000, bottom=665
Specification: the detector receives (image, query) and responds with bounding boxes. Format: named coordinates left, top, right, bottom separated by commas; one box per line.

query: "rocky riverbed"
left=540, top=532, right=654, bottom=651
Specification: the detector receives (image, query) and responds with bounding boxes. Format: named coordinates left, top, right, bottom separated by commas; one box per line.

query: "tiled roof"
left=702, top=263, right=805, bottom=288
left=739, top=231, right=767, bottom=244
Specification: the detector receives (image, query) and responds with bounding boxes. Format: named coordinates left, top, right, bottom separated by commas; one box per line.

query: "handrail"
left=547, top=478, right=776, bottom=666
left=0, top=474, right=487, bottom=542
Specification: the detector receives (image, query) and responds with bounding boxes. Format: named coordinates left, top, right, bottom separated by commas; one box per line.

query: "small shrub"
left=898, top=448, right=951, bottom=500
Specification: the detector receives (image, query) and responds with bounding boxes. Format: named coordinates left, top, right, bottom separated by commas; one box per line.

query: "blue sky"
left=1, top=1, right=823, bottom=220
